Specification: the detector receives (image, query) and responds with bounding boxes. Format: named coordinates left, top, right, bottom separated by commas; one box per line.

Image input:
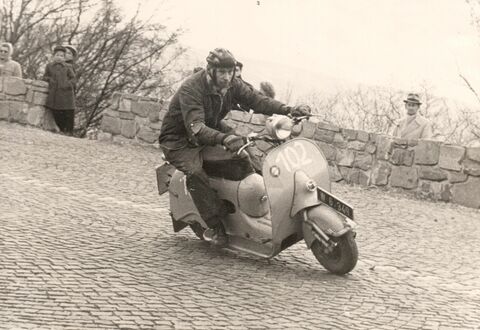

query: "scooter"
left=156, top=115, right=358, bottom=274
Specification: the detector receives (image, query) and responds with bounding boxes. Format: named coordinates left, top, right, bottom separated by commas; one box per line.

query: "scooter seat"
left=203, top=157, right=255, bottom=181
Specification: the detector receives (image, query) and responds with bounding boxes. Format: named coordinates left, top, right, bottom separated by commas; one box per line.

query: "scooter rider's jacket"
left=159, top=69, right=292, bottom=151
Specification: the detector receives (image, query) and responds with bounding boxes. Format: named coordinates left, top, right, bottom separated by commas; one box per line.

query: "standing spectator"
left=0, top=42, right=22, bottom=78
left=393, top=93, right=433, bottom=140
left=42, top=45, right=76, bottom=135
left=259, top=81, right=275, bottom=99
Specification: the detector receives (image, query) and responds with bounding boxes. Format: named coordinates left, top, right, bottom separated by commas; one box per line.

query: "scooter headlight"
left=265, top=115, right=293, bottom=140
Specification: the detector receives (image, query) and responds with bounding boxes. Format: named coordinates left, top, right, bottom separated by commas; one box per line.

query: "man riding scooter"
left=158, top=48, right=311, bottom=246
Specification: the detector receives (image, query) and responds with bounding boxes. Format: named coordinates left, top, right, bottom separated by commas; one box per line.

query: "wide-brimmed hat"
left=403, top=93, right=422, bottom=105
left=64, top=45, right=77, bottom=57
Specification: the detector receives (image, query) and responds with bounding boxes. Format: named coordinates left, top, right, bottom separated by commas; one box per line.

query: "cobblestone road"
left=1, top=122, right=479, bottom=330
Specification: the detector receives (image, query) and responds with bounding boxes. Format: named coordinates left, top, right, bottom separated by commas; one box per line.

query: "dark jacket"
left=232, top=78, right=255, bottom=112
left=42, top=61, right=76, bottom=110
left=159, top=70, right=291, bottom=150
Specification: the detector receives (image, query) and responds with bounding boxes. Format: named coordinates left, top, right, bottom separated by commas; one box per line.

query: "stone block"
left=26, top=106, right=45, bottom=126
left=120, top=119, right=136, bottom=139
left=418, top=181, right=452, bottom=201
left=371, top=162, right=391, bottom=186
left=148, top=108, right=159, bottom=122
left=357, top=130, right=369, bottom=142
left=317, top=121, right=340, bottom=132
left=353, top=152, right=373, bottom=170
left=137, top=126, right=158, bottom=143
left=314, top=128, right=335, bottom=143
left=393, top=138, right=408, bottom=147
left=26, top=89, right=34, bottom=103
left=97, top=131, right=113, bottom=142
left=332, top=132, right=347, bottom=148
left=0, top=102, right=8, bottom=119
left=348, top=169, right=370, bottom=186
left=316, top=141, right=337, bottom=161
left=102, top=109, right=119, bottom=118
left=390, top=166, right=418, bottom=189
left=448, top=171, right=468, bottom=184
left=110, top=93, right=122, bottom=110
left=251, top=113, right=266, bottom=125
left=230, top=110, right=251, bottom=123
left=119, top=112, right=135, bottom=120
left=328, top=164, right=343, bottom=182
left=347, top=140, right=366, bottom=151
left=376, top=135, right=393, bottom=160
left=149, top=122, right=163, bottom=130
left=438, top=145, right=465, bottom=171
left=414, top=140, right=440, bottom=165
left=390, top=148, right=414, bottom=166
left=158, top=109, right=167, bottom=121
left=132, top=102, right=159, bottom=118
left=342, top=128, right=357, bottom=141
left=101, top=115, right=121, bottom=135
left=365, top=143, right=376, bottom=154
left=418, top=166, right=448, bottom=181
left=338, top=166, right=352, bottom=180
left=407, top=139, right=419, bottom=147
left=336, top=148, right=355, bottom=167
left=118, top=98, right=132, bottom=112
left=466, top=147, right=480, bottom=162
left=463, top=159, right=480, bottom=176
left=299, top=120, right=316, bottom=139
left=32, top=92, right=47, bottom=105
left=4, top=77, right=26, bottom=95
left=9, top=102, right=27, bottom=123
left=451, top=177, right=480, bottom=208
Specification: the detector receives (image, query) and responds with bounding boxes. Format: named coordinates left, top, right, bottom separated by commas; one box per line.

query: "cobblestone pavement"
left=1, top=122, right=479, bottom=330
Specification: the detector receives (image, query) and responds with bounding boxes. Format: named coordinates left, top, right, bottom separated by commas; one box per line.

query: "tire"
left=189, top=222, right=206, bottom=240
left=310, top=231, right=358, bottom=275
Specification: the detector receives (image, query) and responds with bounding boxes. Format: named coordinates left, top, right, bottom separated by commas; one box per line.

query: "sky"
left=118, top=0, right=480, bottom=106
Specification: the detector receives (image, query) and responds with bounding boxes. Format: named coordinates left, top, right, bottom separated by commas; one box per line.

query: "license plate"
left=317, top=187, right=354, bottom=220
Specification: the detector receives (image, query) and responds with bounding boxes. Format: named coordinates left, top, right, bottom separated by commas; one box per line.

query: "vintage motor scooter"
left=156, top=115, right=358, bottom=274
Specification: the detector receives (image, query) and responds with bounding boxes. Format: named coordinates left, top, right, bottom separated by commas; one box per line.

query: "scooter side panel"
left=168, top=170, right=205, bottom=227
left=263, top=138, right=330, bottom=245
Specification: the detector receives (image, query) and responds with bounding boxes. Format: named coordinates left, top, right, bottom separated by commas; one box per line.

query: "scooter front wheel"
left=189, top=222, right=206, bottom=240
left=310, top=231, right=358, bottom=275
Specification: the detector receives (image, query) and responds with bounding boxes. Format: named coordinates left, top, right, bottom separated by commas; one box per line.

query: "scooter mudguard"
left=263, top=138, right=331, bottom=247
left=303, top=205, right=354, bottom=248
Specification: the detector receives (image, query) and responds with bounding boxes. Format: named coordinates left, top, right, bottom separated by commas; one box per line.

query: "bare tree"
left=1, top=0, right=187, bottom=136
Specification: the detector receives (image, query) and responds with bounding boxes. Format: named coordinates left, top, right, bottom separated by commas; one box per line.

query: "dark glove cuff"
left=279, top=105, right=291, bottom=115
left=215, top=132, right=228, bottom=145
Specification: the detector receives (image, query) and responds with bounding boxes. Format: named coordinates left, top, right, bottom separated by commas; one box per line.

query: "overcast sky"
left=119, top=0, right=480, bottom=105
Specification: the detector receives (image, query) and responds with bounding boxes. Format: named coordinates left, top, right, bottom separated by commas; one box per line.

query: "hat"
left=403, top=93, right=422, bottom=105
left=64, top=45, right=77, bottom=57
left=53, top=45, right=66, bottom=54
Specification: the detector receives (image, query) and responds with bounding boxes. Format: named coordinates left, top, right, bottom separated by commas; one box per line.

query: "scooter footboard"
left=303, top=205, right=353, bottom=248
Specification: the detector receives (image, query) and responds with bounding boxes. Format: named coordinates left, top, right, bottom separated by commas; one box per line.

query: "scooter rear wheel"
left=189, top=223, right=206, bottom=240
left=311, top=231, right=358, bottom=275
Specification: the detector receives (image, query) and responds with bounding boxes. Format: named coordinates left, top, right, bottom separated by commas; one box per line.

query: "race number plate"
left=317, top=187, right=354, bottom=220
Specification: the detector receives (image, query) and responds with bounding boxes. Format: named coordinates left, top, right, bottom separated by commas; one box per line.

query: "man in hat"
left=158, top=48, right=311, bottom=246
left=393, top=93, right=433, bottom=140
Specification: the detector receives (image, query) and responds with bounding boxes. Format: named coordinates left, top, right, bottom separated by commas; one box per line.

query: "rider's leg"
left=162, top=146, right=228, bottom=244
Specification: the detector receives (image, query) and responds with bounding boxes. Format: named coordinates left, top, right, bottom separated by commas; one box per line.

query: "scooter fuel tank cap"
left=270, top=166, right=280, bottom=177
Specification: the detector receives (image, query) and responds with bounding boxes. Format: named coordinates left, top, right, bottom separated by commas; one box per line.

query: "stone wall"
left=0, top=77, right=56, bottom=129
left=100, top=93, right=480, bottom=209
left=99, top=92, right=166, bottom=144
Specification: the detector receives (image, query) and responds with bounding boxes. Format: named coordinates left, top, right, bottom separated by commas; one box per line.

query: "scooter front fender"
left=303, top=205, right=355, bottom=248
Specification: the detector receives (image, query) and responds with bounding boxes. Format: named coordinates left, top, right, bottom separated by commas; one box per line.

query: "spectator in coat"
left=0, top=42, right=22, bottom=78
left=42, top=45, right=76, bottom=135
left=393, top=93, right=433, bottom=140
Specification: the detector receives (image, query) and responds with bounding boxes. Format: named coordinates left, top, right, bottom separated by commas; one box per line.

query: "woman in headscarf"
left=0, top=42, right=22, bottom=78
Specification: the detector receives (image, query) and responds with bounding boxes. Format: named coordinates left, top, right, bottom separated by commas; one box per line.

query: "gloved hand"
left=222, top=135, right=245, bottom=153
left=291, top=104, right=312, bottom=117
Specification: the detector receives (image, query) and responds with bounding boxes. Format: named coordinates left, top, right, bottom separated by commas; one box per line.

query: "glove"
left=291, top=104, right=312, bottom=117
left=222, top=135, right=245, bottom=153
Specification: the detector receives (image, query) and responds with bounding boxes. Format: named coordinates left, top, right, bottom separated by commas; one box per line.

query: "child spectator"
left=0, top=42, right=22, bottom=78
left=42, top=45, right=76, bottom=135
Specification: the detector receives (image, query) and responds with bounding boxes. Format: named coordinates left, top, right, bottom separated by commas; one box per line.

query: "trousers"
left=51, top=109, right=74, bottom=134
left=162, top=145, right=254, bottom=228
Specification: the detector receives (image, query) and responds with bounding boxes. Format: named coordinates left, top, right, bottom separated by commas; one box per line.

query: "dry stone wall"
left=0, top=77, right=57, bottom=129
left=98, top=92, right=480, bottom=209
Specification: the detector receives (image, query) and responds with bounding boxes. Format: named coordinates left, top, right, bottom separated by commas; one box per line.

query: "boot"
left=203, top=223, right=228, bottom=246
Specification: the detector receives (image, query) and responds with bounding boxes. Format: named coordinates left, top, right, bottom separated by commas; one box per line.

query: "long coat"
left=393, top=114, right=433, bottom=140
left=42, top=61, right=76, bottom=110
